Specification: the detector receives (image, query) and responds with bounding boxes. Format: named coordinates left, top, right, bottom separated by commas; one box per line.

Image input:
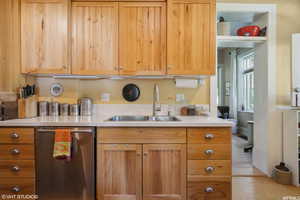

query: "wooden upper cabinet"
left=97, top=144, right=142, bottom=200
left=143, top=144, right=186, bottom=200
left=72, top=2, right=119, bottom=75
left=21, top=0, right=70, bottom=74
left=73, top=0, right=166, bottom=3
left=119, top=2, right=167, bottom=75
left=167, top=0, right=216, bottom=75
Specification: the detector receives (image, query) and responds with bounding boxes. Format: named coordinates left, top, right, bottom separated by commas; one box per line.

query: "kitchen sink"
left=147, top=116, right=180, bottom=121
left=107, top=115, right=180, bottom=122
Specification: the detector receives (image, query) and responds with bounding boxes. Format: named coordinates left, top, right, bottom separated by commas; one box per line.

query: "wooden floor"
left=232, top=135, right=265, bottom=177
left=232, top=136, right=300, bottom=199
left=233, top=177, right=300, bottom=200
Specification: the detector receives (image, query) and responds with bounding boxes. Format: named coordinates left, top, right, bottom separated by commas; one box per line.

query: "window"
left=217, top=66, right=223, bottom=105
left=238, top=51, right=254, bottom=112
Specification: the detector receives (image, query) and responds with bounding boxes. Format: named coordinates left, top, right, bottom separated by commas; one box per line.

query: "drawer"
left=0, top=178, right=35, bottom=195
left=188, top=144, right=231, bottom=160
left=0, top=145, right=34, bottom=160
left=188, top=160, right=231, bottom=176
left=0, top=128, right=34, bottom=144
left=188, top=177, right=231, bottom=200
left=98, top=128, right=186, bottom=143
left=188, top=128, right=231, bottom=144
left=0, top=160, right=35, bottom=178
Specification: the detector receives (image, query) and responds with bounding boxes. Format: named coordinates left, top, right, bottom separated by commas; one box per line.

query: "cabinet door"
left=97, top=144, right=142, bottom=200
left=167, top=0, right=216, bottom=75
left=119, top=2, right=166, bottom=75
left=72, top=2, right=119, bottom=75
left=143, top=144, right=186, bottom=200
left=21, top=0, right=70, bottom=74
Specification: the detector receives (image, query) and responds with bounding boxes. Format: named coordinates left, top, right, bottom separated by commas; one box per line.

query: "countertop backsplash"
left=35, top=77, right=210, bottom=105
left=92, top=104, right=210, bottom=117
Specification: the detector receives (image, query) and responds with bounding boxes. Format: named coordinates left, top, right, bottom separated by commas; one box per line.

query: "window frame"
left=237, top=50, right=255, bottom=113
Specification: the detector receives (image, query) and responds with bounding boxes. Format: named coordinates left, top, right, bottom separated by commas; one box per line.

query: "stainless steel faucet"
left=152, top=84, right=161, bottom=116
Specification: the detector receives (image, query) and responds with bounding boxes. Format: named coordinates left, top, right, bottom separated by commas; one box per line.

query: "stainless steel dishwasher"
left=36, top=127, right=95, bottom=200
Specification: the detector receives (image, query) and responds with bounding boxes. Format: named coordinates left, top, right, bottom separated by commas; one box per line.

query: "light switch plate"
left=101, top=93, right=110, bottom=102
left=176, top=94, right=185, bottom=102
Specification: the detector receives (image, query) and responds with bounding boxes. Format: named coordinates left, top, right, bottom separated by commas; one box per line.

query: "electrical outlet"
left=176, top=94, right=185, bottom=102
left=101, top=93, right=110, bottom=102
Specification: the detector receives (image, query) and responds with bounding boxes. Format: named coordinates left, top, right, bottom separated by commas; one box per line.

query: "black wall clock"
left=122, top=84, right=140, bottom=102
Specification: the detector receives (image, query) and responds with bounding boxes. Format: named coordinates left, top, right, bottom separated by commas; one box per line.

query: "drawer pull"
left=11, top=166, right=20, bottom=172
left=11, top=149, right=20, bottom=155
left=10, top=132, right=20, bottom=139
left=204, top=133, right=214, bottom=140
left=205, top=166, right=215, bottom=173
left=205, top=187, right=214, bottom=193
left=204, top=149, right=214, bottom=155
left=11, top=186, right=21, bottom=193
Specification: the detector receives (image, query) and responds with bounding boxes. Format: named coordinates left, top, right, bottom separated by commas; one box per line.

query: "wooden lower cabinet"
left=97, top=127, right=232, bottom=200
left=188, top=144, right=231, bottom=160
left=97, top=143, right=186, bottom=200
left=187, top=128, right=232, bottom=200
left=0, top=128, right=34, bottom=144
left=188, top=177, right=231, bottom=200
left=98, top=128, right=186, bottom=144
left=97, top=144, right=142, bottom=200
left=0, top=178, right=35, bottom=195
left=0, top=145, right=35, bottom=160
left=143, top=144, right=186, bottom=200
left=187, top=128, right=231, bottom=144
left=0, top=160, right=35, bottom=178
left=0, top=128, right=36, bottom=197
left=188, top=160, right=231, bottom=176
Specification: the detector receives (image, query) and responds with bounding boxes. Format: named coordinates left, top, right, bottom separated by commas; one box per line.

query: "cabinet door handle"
left=11, top=166, right=20, bottom=172
left=10, top=132, right=20, bottom=139
left=11, top=149, right=20, bottom=155
left=167, top=65, right=173, bottom=70
left=11, top=186, right=21, bottom=193
left=136, top=153, right=141, bottom=156
left=41, top=19, right=44, bottom=30
left=204, top=149, right=214, bottom=155
left=204, top=133, right=214, bottom=140
left=143, top=152, right=148, bottom=156
left=205, top=166, right=215, bottom=173
left=205, top=187, right=214, bottom=193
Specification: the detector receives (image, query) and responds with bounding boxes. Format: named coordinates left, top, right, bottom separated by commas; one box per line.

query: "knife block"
left=18, top=95, right=38, bottom=119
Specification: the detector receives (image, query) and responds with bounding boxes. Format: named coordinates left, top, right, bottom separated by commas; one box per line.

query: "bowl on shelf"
left=237, top=25, right=261, bottom=37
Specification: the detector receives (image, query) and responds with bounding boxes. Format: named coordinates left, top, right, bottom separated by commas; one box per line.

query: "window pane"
left=239, top=52, right=255, bottom=112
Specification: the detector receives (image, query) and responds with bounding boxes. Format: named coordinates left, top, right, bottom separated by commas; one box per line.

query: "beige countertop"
left=0, top=115, right=233, bottom=127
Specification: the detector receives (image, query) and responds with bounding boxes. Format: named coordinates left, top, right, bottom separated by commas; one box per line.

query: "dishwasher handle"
left=37, top=128, right=94, bottom=134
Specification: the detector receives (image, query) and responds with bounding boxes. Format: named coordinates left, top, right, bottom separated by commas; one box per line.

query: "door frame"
left=210, top=3, right=278, bottom=176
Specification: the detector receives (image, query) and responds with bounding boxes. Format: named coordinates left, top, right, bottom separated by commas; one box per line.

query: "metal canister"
left=60, top=103, right=69, bottom=116
left=49, top=102, right=59, bottom=116
left=78, top=98, right=93, bottom=116
left=70, top=104, right=79, bottom=116
left=38, top=101, right=49, bottom=116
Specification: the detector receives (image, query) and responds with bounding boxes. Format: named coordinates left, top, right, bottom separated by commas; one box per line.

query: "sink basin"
left=106, top=115, right=180, bottom=122
left=147, top=116, right=180, bottom=121
left=107, top=116, right=149, bottom=121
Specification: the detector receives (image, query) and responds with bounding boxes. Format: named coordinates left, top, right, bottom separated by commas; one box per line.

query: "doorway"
left=212, top=3, right=278, bottom=176
left=217, top=48, right=264, bottom=176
